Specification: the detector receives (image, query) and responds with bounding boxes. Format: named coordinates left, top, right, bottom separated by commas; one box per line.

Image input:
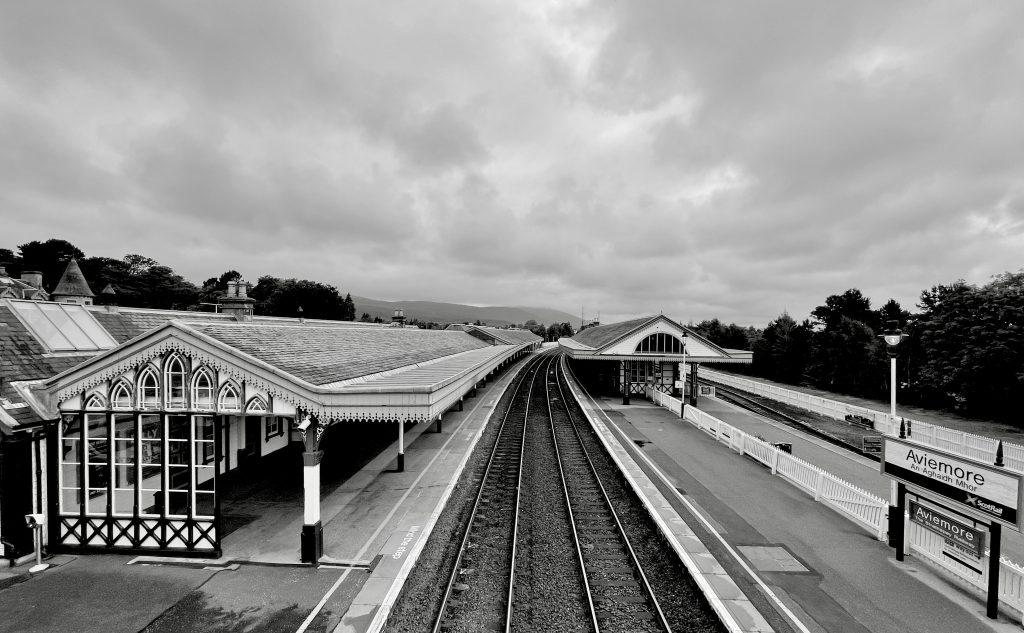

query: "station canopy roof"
left=35, top=319, right=528, bottom=424
left=3, top=300, right=534, bottom=431
left=445, top=323, right=542, bottom=346
left=559, top=315, right=752, bottom=364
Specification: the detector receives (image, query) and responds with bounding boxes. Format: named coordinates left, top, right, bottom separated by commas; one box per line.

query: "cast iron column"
left=299, top=415, right=328, bottom=565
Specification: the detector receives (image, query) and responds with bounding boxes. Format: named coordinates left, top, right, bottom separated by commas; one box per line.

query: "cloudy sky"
left=3, top=2, right=1022, bottom=326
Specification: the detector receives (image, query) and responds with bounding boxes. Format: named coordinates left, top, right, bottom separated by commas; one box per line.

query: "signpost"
left=881, top=437, right=1022, bottom=619
left=881, top=437, right=1022, bottom=529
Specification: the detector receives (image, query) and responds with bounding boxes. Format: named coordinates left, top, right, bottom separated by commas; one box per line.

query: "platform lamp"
left=880, top=320, right=905, bottom=436
left=881, top=320, right=908, bottom=561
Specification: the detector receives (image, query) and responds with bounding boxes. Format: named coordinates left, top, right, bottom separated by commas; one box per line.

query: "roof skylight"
left=8, top=300, right=117, bottom=352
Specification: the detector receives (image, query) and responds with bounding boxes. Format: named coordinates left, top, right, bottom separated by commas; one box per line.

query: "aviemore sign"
left=908, top=499, right=985, bottom=558
left=882, top=437, right=1023, bottom=530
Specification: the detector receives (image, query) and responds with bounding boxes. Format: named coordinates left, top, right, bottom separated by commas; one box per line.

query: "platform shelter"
left=4, top=294, right=538, bottom=565
left=559, top=315, right=751, bottom=404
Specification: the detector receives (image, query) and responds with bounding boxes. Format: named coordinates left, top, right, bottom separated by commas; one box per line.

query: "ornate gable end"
left=46, top=324, right=310, bottom=418
left=599, top=316, right=730, bottom=360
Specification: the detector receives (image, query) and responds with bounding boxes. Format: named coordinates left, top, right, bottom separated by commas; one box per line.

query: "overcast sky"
left=2, top=2, right=1022, bottom=326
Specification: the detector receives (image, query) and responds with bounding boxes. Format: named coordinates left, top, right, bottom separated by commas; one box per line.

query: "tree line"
left=690, top=273, right=1023, bottom=424
left=2, top=239, right=576, bottom=338
left=2, top=239, right=357, bottom=321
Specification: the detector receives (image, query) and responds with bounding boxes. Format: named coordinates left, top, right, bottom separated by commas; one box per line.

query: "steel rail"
left=705, top=380, right=866, bottom=454
left=554, top=354, right=673, bottom=633
left=545, top=355, right=602, bottom=632
left=430, top=352, right=545, bottom=633
left=506, top=354, right=548, bottom=631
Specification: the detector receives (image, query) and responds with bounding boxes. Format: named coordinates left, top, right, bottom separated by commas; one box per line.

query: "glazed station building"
left=1, top=264, right=540, bottom=564
left=558, top=315, right=752, bottom=404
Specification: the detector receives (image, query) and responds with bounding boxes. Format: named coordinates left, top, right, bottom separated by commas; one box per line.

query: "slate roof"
left=349, top=345, right=514, bottom=389
left=89, top=307, right=236, bottom=343
left=480, top=327, right=541, bottom=345
left=452, top=324, right=541, bottom=346
left=189, top=323, right=493, bottom=386
left=51, top=258, right=95, bottom=298
left=88, top=306, right=378, bottom=344
left=569, top=316, right=656, bottom=350
left=0, top=304, right=97, bottom=431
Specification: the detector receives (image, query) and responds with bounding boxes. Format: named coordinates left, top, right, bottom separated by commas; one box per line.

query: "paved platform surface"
left=585, top=392, right=1021, bottom=633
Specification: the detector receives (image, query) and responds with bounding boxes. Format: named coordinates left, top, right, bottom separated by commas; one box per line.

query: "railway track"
left=548, top=357, right=671, bottom=632
left=431, top=353, right=543, bottom=633
left=430, top=353, right=724, bottom=633
left=704, top=380, right=862, bottom=453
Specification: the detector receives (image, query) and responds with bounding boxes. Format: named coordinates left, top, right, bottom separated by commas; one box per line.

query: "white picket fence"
left=644, top=386, right=1024, bottom=620
left=659, top=389, right=888, bottom=540
left=701, top=368, right=1024, bottom=473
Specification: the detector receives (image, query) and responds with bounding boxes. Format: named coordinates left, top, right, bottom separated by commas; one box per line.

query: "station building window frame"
left=110, top=379, right=133, bottom=410
left=54, top=351, right=231, bottom=554
left=634, top=332, right=685, bottom=354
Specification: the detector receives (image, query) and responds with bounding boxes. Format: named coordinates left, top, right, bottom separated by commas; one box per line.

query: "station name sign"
left=882, top=437, right=1023, bottom=529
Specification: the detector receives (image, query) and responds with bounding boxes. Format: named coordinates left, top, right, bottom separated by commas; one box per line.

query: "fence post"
left=814, top=470, right=825, bottom=501
left=771, top=448, right=780, bottom=475
left=738, top=431, right=746, bottom=457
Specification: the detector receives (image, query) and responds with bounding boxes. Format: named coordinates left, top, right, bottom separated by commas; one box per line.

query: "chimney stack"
left=21, top=270, right=44, bottom=290
left=219, top=280, right=255, bottom=321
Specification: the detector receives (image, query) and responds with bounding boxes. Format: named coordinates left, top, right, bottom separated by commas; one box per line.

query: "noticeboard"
left=909, top=499, right=985, bottom=557
left=882, top=437, right=1023, bottom=530
left=862, top=436, right=883, bottom=455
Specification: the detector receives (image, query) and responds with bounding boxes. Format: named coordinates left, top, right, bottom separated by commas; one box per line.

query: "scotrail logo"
left=966, top=494, right=1004, bottom=516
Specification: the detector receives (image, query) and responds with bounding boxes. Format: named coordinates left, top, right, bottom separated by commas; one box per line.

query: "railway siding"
left=560, top=359, right=774, bottom=633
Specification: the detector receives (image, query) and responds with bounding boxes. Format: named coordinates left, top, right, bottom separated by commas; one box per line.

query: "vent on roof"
left=8, top=300, right=117, bottom=352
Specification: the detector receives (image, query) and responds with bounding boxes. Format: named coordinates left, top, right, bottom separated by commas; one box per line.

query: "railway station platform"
left=578, top=391, right=1021, bottom=633
left=307, top=356, right=524, bottom=633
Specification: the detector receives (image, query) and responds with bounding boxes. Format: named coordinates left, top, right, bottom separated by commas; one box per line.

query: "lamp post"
left=880, top=320, right=908, bottom=561
left=679, top=333, right=688, bottom=417
left=880, top=320, right=905, bottom=434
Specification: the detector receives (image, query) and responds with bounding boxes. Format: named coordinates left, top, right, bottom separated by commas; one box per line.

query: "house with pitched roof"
left=1, top=262, right=541, bottom=565
left=559, top=315, right=752, bottom=404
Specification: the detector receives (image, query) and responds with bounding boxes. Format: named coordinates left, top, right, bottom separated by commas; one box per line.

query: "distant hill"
left=351, top=296, right=581, bottom=328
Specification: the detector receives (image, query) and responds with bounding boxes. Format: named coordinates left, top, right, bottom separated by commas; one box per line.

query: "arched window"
left=634, top=333, right=685, bottom=354
left=191, top=368, right=214, bottom=410
left=137, top=367, right=160, bottom=409
left=84, top=392, right=106, bottom=410
left=218, top=382, right=241, bottom=412
left=110, top=381, right=132, bottom=410
left=246, top=395, right=268, bottom=413
left=164, top=353, right=187, bottom=409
